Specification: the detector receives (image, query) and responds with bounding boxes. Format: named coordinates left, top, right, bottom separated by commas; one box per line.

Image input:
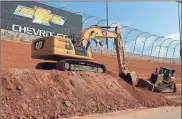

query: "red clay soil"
left=1, top=40, right=181, bottom=118
left=1, top=69, right=178, bottom=118
left=2, top=40, right=181, bottom=80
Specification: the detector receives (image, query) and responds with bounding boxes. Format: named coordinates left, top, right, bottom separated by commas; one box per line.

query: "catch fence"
left=1, top=1, right=181, bottom=64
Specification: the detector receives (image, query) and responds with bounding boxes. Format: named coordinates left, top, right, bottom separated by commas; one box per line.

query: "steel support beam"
left=82, top=16, right=97, bottom=24
left=141, top=35, right=157, bottom=55
left=150, top=37, right=164, bottom=56
left=173, top=43, right=180, bottom=58
left=165, top=40, right=179, bottom=58
left=133, top=32, right=148, bottom=53
left=109, top=22, right=121, bottom=27
left=96, top=19, right=106, bottom=25
left=157, top=38, right=172, bottom=57
left=124, top=29, right=138, bottom=50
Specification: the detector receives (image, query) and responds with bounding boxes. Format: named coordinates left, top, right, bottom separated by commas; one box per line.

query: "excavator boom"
left=75, top=25, right=138, bottom=85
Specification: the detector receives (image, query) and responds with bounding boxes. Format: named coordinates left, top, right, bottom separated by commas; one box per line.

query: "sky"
left=46, top=1, right=181, bottom=58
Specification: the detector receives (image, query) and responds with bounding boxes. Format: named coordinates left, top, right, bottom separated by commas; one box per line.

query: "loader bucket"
left=154, top=83, right=177, bottom=93
left=119, top=71, right=138, bottom=86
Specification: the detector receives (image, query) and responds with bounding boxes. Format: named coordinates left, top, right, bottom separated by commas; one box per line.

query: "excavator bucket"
left=130, top=72, right=138, bottom=86
left=120, top=71, right=138, bottom=86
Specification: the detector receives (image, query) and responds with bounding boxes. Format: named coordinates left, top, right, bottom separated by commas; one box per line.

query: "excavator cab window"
left=74, top=45, right=87, bottom=56
left=68, top=34, right=76, bottom=44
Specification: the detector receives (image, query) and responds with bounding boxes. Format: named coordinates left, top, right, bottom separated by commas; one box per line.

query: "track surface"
left=1, top=40, right=181, bottom=118
left=2, top=40, right=181, bottom=79
left=69, top=106, right=181, bottom=119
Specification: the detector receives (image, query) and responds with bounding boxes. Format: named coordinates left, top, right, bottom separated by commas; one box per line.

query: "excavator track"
left=35, top=60, right=106, bottom=73
left=56, top=59, right=106, bottom=73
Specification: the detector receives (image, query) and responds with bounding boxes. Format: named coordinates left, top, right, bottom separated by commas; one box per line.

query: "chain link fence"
left=1, top=1, right=181, bottom=64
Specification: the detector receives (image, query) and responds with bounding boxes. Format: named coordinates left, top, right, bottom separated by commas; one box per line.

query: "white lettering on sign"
left=11, top=24, right=68, bottom=38
left=19, top=25, right=26, bottom=33
left=33, top=29, right=39, bottom=36
left=40, top=30, right=46, bottom=37
left=12, top=24, right=19, bottom=32
left=27, top=27, right=33, bottom=35
left=46, top=31, right=53, bottom=36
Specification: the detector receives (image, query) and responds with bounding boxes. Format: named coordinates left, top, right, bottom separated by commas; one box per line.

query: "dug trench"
left=1, top=40, right=181, bottom=118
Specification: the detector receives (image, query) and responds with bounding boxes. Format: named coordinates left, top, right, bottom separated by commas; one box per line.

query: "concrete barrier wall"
left=1, top=29, right=181, bottom=65
left=1, top=29, right=41, bottom=43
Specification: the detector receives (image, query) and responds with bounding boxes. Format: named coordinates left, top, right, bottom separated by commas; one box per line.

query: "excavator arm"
left=76, top=25, right=117, bottom=46
left=76, top=25, right=138, bottom=85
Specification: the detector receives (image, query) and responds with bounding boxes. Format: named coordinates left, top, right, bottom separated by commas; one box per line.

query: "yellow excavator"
left=31, top=25, right=177, bottom=92
left=31, top=25, right=138, bottom=85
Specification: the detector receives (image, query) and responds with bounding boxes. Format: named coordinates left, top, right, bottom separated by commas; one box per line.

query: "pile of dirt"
left=1, top=68, right=178, bottom=118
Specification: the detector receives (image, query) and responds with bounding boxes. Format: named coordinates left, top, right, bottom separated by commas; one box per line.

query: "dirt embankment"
left=1, top=68, right=178, bottom=118
left=1, top=40, right=181, bottom=118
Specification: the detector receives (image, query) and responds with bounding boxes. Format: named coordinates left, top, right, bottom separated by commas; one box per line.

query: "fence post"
left=4, top=7, right=17, bottom=40
left=157, top=38, right=172, bottom=58
left=165, top=40, right=179, bottom=58
left=150, top=37, right=164, bottom=56
left=172, top=43, right=180, bottom=58
left=97, top=19, right=106, bottom=25
left=82, top=16, right=97, bottom=24
left=133, top=32, right=148, bottom=53
left=141, top=35, right=156, bottom=55
left=124, top=29, right=138, bottom=50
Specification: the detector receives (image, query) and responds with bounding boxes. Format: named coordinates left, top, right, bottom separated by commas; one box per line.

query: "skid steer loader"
left=137, top=67, right=177, bottom=93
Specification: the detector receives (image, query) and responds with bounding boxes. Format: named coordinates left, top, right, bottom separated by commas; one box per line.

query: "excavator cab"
left=74, top=45, right=88, bottom=56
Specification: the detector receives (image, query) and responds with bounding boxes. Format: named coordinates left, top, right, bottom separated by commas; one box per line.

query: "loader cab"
left=159, top=67, right=175, bottom=80
left=150, top=67, right=175, bottom=84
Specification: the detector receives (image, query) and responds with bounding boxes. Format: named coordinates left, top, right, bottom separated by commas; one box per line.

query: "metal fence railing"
left=1, top=1, right=181, bottom=63
left=1, top=29, right=181, bottom=64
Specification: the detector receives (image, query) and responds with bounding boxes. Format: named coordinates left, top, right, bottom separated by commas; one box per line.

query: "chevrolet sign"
left=12, top=24, right=68, bottom=37
left=13, top=5, right=66, bottom=26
